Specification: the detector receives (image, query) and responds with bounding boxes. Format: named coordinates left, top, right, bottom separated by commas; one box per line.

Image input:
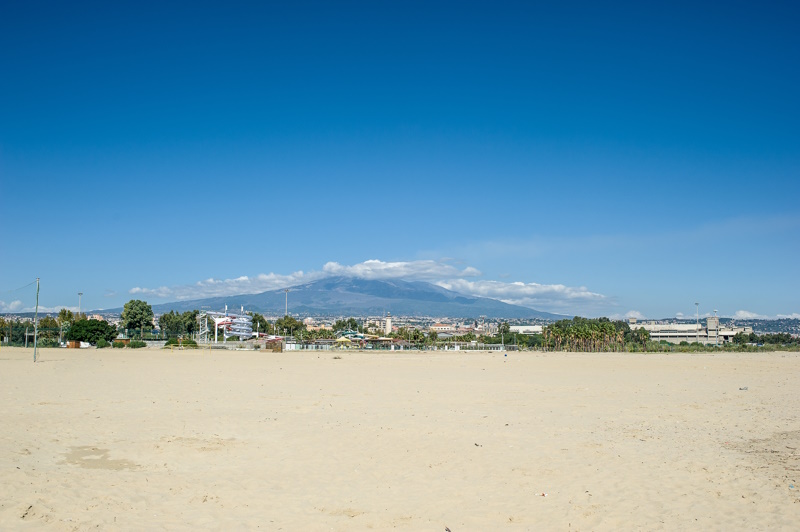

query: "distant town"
left=2, top=302, right=798, bottom=352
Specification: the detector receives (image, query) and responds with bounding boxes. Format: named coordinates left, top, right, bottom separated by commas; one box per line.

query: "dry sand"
left=1, top=347, right=798, bottom=530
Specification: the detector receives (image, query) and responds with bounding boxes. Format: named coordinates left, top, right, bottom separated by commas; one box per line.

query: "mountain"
left=139, top=277, right=563, bottom=319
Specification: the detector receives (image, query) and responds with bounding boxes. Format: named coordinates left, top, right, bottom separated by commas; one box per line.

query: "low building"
left=430, top=323, right=454, bottom=333
left=510, top=325, right=543, bottom=335
left=629, top=317, right=752, bottom=345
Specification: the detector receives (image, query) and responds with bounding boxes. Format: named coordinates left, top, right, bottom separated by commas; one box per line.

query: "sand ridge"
left=1, top=347, right=798, bottom=530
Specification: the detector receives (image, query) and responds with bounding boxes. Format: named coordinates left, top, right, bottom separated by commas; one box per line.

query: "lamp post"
left=695, top=302, right=699, bottom=345
left=78, top=292, right=83, bottom=317
left=713, top=309, right=718, bottom=347
left=284, top=288, right=290, bottom=317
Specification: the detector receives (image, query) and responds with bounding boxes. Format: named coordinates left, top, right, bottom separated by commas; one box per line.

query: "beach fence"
left=1, top=326, right=62, bottom=348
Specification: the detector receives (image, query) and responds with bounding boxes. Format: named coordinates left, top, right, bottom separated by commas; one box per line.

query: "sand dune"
left=1, top=347, right=798, bottom=530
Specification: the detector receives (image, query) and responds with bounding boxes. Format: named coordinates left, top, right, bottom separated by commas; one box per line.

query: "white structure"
left=384, top=313, right=392, bottom=336
left=629, top=317, right=752, bottom=345
left=510, top=325, right=543, bottom=334
left=198, top=305, right=253, bottom=343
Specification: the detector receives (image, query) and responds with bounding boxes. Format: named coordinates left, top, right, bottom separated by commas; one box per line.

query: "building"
left=430, top=323, right=454, bottom=333
left=629, top=317, right=752, bottom=345
left=510, top=325, right=543, bottom=335
left=384, top=313, right=392, bottom=336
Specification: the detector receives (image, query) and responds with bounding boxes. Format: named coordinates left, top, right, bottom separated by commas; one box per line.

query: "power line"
left=1, top=279, right=37, bottom=294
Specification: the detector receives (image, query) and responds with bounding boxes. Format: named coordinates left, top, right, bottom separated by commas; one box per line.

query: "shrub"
left=113, top=341, right=126, bottom=348
left=128, top=340, right=147, bottom=349
left=165, top=337, right=198, bottom=347
left=96, top=338, right=110, bottom=349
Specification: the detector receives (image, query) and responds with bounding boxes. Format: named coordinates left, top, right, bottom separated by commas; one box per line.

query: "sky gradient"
left=1, top=1, right=798, bottom=319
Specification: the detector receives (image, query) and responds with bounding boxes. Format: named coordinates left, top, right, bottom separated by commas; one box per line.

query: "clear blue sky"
left=1, top=1, right=798, bottom=319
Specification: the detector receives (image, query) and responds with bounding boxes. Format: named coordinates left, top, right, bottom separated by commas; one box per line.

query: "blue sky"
left=1, top=1, right=798, bottom=319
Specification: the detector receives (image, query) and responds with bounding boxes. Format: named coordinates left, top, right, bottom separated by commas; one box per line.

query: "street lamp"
left=695, top=302, right=699, bottom=344
left=284, top=288, right=290, bottom=317
left=78, top=292, right=83, bottom=317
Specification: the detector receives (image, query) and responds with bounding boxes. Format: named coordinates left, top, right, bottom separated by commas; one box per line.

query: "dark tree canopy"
left=39, top=316, right=58, bottom=329
left=121, top=300, right=154, bottom=330
left=66, top=319, right=118, bottom=344
left=275, top=315, right=304, bottom=335
left=249, top=312, right=272, bottom=335
left=57, top=308, right=75, bottom=326
left=158, top=310, right=199, bottom=335
left=333, top=317, right=359, bottom=332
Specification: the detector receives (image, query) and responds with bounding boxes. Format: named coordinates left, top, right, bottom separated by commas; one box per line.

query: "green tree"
left=158, top=311, right=184, bottom=334
left=121, top=300, right=154, bottom=334
left=632, top=327, right=650, bottom=350
left=57, top=308, right=75, bottom=327
left=66, top=319, right=118, bottom=344
left=39, top=316, right=58, bottom=329
left=181, top=310, right=199, bottom=334
left=249, top=312, right=272, bottom=335
left=428, top=330, right=438, bottom=345
left=276, top=315, right=304, bottom=336
left=498, top=322, right=511, bottom=336
left=333, top=318, right=359, bottom=332
left=732, top=332, right=749, bottom=345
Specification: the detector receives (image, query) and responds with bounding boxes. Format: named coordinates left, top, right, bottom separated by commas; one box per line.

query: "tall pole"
left=284, top=289, right=289, bottom=317
left=695, top=302, right=699, bottom=344
left=33, top=278, right=40, bottom=362
left=78, top=292, right=83, bottom=318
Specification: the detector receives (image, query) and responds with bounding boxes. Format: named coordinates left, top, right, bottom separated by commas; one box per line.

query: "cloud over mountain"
left=322, top=259, right=481, bottom=280
left=128, top=259, right=606, bottom=313
left=434, top=279, right=606, bottom=312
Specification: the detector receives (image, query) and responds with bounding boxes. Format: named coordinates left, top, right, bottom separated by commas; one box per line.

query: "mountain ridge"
left=105, top=277, right=563, bottom=319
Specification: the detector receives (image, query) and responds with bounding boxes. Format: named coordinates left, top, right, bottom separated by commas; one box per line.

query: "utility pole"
left=284, top=289, right=290, bottom=317
left=78, top=292, right=83, bottom=318
left=33, top=278, right=40, bottom=362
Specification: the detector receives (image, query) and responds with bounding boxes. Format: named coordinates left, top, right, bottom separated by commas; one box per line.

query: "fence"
left=0, top=325, right=202, bottom=347
left=1, top=326, right=62, bottom=347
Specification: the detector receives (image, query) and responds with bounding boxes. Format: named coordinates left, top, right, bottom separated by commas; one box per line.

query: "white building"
left=510, top=325, right=543, bottom=335
left=629, top=317, right=752, bottom=345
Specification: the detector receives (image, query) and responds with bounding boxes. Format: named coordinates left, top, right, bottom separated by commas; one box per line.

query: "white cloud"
left=733, top=310, right=768, bottom=319
left=776, top=313, right=800, bottom=319
left=31, top=306, right=80, bottom=314
left=0, top=301, right=80, bottom=314
left=130, top=270, right=320, bottom=301
left=625, top=310, right=645, bottom=319
left=126, top=259, right=609, bottom=313
left=434, top=279, right=605, bottom=312
left=322, top=259, right=481, bottom=280
left=0, top=300, right=24, bottom=312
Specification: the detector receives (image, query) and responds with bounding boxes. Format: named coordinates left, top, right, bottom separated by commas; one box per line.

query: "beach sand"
left=1, top=347, right=798, bottom=530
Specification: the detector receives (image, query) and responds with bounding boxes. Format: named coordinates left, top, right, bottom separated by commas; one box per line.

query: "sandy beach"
left=1, top=347, right=798, bottom=530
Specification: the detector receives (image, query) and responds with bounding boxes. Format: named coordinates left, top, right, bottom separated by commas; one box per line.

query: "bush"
left=96, top=338, right=110, bottom=349
left=128, top=340, right=147, bottom=349
left=164, top=337, right=198, bottom=348
left=38, top=338, right=59, bottom=348
left=113, top=341, right=126, bottom=348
